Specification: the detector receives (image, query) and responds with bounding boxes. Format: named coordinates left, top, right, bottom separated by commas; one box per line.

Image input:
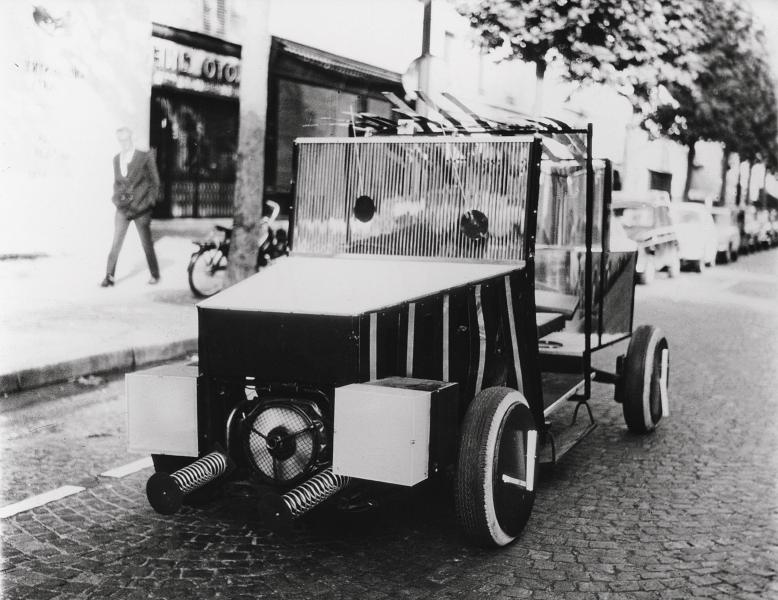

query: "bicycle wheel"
left=188, top=247, right=228, bottom=297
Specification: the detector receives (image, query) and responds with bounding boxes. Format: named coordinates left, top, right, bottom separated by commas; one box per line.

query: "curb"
left=0, top=338, right=198, bottom=395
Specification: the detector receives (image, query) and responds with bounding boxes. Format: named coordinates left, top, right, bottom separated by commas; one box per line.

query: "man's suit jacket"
left=112, top=149, right=160, bottom=219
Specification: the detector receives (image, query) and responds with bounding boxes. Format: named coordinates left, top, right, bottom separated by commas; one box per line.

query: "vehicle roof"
left=611, top=191, right=670, bottom=207
left=198, top=255, right=523, bottom=316
left=670, top=202, right=709, bottom=213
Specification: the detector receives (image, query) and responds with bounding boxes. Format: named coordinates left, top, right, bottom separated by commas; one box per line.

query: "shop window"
left=269, top=79, right=393, bottom=197
left=649, top=170, right=672, bottom=194
left=151, top=88, right=238, bottom=218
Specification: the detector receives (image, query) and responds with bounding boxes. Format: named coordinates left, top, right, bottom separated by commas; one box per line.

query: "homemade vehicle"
left=127, top=96, right=670, bottom=547
left=611, top=192, right=680, bottom=284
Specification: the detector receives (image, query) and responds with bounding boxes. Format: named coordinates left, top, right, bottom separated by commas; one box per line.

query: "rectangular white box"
left=333, top=382, right=431, bottom=486
left=126, top=364, right=199, bottom=457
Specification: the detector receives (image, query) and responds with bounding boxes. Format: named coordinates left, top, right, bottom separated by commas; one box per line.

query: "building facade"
left=4, top=0, right=767, bottom=255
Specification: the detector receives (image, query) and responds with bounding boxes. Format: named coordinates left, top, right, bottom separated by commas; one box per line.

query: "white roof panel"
left=198, top=255, right=522, bottom=316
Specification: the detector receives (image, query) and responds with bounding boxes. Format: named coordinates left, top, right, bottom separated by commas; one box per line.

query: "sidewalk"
left=0, top=219, right=230, bottom=395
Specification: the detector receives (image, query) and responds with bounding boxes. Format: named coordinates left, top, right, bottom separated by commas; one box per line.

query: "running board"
left=539, top=419, right=597, bottom=466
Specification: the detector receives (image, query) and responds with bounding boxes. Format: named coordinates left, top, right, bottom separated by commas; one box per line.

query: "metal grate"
left=293, top=136, right=534, bottom=262
left=247, top=405, right=315, bottom=484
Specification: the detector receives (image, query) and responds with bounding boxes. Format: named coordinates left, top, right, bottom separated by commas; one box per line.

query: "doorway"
left=150, top=87, right=239, bottom=218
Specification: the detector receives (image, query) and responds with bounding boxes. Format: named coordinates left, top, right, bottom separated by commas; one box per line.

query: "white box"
left=126, top=364, right=199, bottom=457
left=333, top=383, right=431, bottom=486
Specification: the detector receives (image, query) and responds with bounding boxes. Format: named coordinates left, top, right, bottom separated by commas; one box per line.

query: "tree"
left=227, top=0, right=272, bottom=284
left=456, top=0, right=704, bottom=115
left=642, top=0, right=778, bottom=202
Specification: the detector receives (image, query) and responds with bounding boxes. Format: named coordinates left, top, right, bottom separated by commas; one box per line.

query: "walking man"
left=101, top=126, right=161, bottom=287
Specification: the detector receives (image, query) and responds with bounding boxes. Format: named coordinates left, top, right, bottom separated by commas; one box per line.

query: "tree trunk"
left=683, top=140, right=697, bottom=201
left=735, top=162, right=742, bottom=206
left=761, top=166, right=768, bottom=206
left=227, top=1, right=271, bottom=285
left=532, top=58, right=547, bottom=116
left=744, top=162, right=753, bottom=205
left=719, top=147, right=729, bottom=205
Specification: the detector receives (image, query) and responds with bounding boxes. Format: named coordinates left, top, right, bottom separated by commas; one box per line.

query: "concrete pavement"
left=0, top=218, right=230, bottom=395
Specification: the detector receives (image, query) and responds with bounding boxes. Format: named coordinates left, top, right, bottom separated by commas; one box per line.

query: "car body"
left=709, top=206, right=740, bottom=262
left=755, top=208, right=773, bottom=249
left=742, top=205, right=760, bottom=252
left=770, top=208, right=778, bottom=246
left=611, top=192, right=680, bottom=284
left=125, top=119, right=669, bottom=549
left=669, top=202, right=718, bottom=272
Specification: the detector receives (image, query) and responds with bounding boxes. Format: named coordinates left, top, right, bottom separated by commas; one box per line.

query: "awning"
left=272, top=37, right=402, bottom=86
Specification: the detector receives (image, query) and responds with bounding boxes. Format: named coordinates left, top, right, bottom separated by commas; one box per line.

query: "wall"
left=1, top=0, right=153, bottom=255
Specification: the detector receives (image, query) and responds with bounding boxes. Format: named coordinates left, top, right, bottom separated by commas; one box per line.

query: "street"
left=1, top=250, right=777, bottom=600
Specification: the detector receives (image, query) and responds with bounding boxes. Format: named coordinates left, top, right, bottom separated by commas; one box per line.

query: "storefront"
left=264, top=37, right=404, bottom=213
left=147, top=29, right=405, bottom=218
left=149, top=23, right=241, bottom=218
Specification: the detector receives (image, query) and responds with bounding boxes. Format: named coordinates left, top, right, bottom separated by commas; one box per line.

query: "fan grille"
left=245, top=403, right=320, bottom=485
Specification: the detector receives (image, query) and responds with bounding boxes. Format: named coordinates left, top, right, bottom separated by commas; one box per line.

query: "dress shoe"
left=100, top=275, right=115, bottom=287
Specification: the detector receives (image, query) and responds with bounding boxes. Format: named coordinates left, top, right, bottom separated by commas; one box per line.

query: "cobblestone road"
left=2, top=250, right=777, bottom=599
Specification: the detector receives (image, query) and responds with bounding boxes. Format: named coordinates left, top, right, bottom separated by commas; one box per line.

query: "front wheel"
left=455, top=387, right=537, bottom=547
left=188, top=247, right=228, bottom=298
left=637, top=257, right=655, bottom=285
left=618, top=326, right=669, bottom=434
left=666, top=252, right=680, bottom=278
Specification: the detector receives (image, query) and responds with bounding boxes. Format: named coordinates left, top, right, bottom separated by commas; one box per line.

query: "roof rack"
left=349, top=92, right=590, bottom=162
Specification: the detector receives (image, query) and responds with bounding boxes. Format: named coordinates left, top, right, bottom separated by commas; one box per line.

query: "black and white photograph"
left=1, top=0, right=777, bottom=598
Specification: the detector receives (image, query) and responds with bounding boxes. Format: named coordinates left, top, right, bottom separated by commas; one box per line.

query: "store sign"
left=152, top=37, right=240, bottom=97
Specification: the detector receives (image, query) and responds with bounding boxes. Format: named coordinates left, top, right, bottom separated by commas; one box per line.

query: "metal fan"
left=243, top=400, right=326, bottom=486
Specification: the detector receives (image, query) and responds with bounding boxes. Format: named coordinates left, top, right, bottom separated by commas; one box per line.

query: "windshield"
left=613, top=206, right=654, bottom=229
left=674, top=208, right=702, bottom=224
left=712, top=212, right=728, bottom=225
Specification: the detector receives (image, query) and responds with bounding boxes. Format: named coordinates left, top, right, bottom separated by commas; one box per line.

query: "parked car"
left=755, top=208, right=773, bottom=249
left=770, top=208, right=778, bottom=246
left=611, top=192, right=680, bottom=284
left=669, top=202, right=718, bottom=272
left=709, top=207, right=740, bottom=263
left=743, top=206, right=760, bottom=252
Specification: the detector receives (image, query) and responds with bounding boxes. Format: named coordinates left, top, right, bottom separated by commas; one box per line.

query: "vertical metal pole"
left=584, top=124, right=594, bottom=399
left=422, top=0, right=432, bottom=57
left=287, top=142, right=299, bottom=252
left=525, top=135, right=545, bottom=429
left=598, top=160, right=612, bottom=345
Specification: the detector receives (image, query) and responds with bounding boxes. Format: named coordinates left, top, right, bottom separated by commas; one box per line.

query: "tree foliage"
left=642, top=0, right=778, bottom=196
left=644, top=2, right=774, bottom=147
left=457, top=0, right=704, bottom=102
left=458, top=0, right=778, bottom=196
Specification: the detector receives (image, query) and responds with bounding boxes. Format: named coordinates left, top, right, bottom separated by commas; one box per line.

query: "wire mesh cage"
left=292, top=136, right=536, bottom=263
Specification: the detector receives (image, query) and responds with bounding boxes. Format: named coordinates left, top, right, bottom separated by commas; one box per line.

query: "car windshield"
left=613, top=206, right=654, bottom=229
left=674, top=209, right=702, bottom=224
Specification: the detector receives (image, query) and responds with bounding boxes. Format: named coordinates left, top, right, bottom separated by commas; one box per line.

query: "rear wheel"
left=188, top=247, right=228, bottom=298
left=618, top=326, right=669, bottom=434
left=455, top=387, right=537, bottom=547
left=667, top=251, right=680, bottom=278
left=691, top=258, right=704, bottom=273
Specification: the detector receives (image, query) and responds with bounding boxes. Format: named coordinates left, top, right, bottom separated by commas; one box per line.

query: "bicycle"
left=187, top=201, right=287, bottom=298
